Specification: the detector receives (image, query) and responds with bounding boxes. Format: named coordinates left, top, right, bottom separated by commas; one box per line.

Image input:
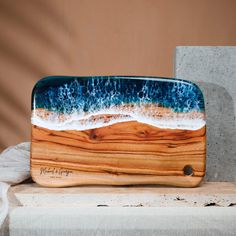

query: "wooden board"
left=31, top=76, right=206, bottom=187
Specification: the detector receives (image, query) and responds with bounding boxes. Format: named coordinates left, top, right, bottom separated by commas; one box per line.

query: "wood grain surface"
left=31, top=121, right=206, bottom=187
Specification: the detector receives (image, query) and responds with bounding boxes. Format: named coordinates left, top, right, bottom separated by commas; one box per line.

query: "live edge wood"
left=31, top=121, right=206, bottom=187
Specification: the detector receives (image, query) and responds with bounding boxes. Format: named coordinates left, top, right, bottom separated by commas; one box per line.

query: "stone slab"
left=6, top=182, right=236, bottom=235
left=10, top=207, right=236, bottom=236
left=12, top=182, right=236, bottom=207
left=175, top=46, right=236, bottom=181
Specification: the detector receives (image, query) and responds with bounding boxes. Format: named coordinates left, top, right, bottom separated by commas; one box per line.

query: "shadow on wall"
left=0, top=0, right=73, bottom=151
left=196, top=82, right=236, bottom=182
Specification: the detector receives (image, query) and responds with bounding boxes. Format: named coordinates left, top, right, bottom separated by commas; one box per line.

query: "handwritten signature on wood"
left=40, top=167, right=73, bottom=177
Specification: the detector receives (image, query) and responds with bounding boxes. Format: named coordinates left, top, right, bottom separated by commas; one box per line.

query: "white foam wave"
left=31, top=108, right=206, bottom=131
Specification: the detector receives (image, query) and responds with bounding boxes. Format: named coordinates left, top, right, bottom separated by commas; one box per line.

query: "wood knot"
left=90, top=131, right=99, bottom=140
left=138, top=130, right=148, bottom=137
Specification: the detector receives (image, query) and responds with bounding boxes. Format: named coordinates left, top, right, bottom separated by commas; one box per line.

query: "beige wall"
left=0, top=0, right=236, bottom=151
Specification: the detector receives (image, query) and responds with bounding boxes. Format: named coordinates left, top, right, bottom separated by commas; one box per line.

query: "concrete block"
left=175, top=46, right=236, bottom=181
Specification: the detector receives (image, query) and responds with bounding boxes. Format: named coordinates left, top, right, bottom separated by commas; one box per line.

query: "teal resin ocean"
left=31, top=76, right=205, bottom=131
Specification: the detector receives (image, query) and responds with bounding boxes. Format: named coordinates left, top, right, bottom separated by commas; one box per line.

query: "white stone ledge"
left=2, top=182, right=236, bottom=236
left=9, top=207, right=236, bottom=236
left=12, top=182, right=236, bottom=207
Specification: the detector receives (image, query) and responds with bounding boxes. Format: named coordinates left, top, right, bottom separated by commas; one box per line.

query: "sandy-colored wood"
left=31, top=120, right=206, bottom=187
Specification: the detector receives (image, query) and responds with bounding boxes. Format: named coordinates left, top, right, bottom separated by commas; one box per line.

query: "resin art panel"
left=31, top=76, right=206, bottom=187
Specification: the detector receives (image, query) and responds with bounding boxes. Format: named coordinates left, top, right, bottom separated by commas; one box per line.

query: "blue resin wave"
left=31, top=76, right=205, bottom=130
